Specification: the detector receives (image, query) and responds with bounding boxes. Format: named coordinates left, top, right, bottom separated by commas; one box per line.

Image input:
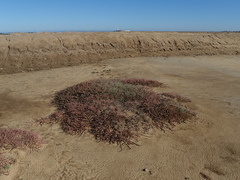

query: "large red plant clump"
left=38, top=78, right=195, bottom=148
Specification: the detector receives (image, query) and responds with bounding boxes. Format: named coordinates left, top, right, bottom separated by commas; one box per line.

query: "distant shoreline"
left=1, top=30, right=240, bottom=35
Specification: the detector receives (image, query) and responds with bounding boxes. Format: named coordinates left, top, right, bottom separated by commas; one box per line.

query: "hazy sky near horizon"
left=0, top=0, right=240, bottom=33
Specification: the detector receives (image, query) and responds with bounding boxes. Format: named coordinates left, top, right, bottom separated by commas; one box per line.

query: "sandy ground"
left=0, top=55, right=240, bottom=180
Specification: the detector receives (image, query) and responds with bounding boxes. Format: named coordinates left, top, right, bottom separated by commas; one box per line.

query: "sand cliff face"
left=0, top=31, right=240, bottom=74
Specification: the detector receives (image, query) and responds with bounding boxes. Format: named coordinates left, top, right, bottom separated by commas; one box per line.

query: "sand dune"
left=0, top=32, right=240, bottom=74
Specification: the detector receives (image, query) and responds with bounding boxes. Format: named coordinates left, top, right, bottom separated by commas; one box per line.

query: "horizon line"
left=1, top=30, right=240, bottom=34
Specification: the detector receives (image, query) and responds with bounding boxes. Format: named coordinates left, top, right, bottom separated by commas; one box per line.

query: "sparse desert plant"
left=0, top=154, right=15, bottom=176
left=37, top=79, right=195, bottom=148
left=0, top=128, right=44, bottom=176
left=0, top=128, right=44, bottom=150
left=0, top=128, right=43, bottom=176
left=161, top=92, right=191, bottom=102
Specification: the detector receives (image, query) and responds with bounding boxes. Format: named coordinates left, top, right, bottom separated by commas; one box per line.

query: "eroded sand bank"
left=1, top=32, right=240, bottom=74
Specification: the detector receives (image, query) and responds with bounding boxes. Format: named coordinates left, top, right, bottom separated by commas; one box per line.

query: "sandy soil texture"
left=0, top=32, right=240, bottom=74
left=0, top=55, right=239, bottom=180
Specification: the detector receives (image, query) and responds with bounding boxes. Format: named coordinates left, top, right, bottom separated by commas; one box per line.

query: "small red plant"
left=0, top=154, right=15, bottom=176
left=0, top=128, right=44, bottom=176
left=0, top=128, right=44, bottom=150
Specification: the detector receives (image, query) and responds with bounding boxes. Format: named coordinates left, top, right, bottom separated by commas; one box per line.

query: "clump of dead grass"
left=37, top=78, right=195, bottom=148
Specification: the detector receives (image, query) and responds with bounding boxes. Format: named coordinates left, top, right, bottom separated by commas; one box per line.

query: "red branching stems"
left=161, top=92, right=191, bottom=102
left=37, top=78, right=195, bottom=148
left=121, top=78, right=164, bottom=87
left=0, top=154, right=15, bottom=176
left=0, top=128, right=44, bottom=150
left=0, top=128, right=43, bottom=176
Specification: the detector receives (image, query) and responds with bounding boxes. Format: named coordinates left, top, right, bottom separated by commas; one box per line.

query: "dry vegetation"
left=0, top=128, right=44, bottom=176
left=0, top=128, right=44, bottom=150
left=37, top=78, right=195, bottom=148
left=0, top=154, right=15, bottom=176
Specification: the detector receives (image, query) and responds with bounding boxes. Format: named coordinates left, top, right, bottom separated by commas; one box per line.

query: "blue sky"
left=0, top=0, right=240, bottom=33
